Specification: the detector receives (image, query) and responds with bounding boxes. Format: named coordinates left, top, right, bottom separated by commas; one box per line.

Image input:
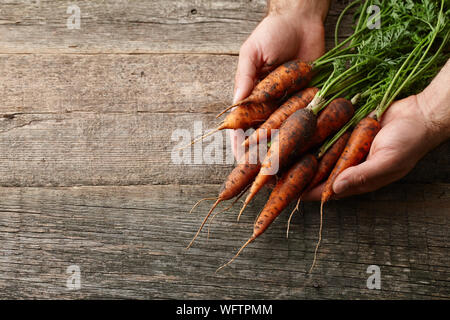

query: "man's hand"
left=302, top=60, right=450, bottom=200
left=230, top=0, right=330, bottom=159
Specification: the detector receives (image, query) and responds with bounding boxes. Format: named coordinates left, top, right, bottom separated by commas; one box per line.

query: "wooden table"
left=0, top=0, right=448, bottom=299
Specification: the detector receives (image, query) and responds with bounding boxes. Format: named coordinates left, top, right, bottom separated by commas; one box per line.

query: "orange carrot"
left=217, top=154, right=317, bottom=271
left=217, top=60, right=313, bottom=117
left=239, top=97, right=354, bottom=219
left=238, top=108, right=317, bottom=220
left=307, top=131, right=352, bottom=191
left=321, top=116, right=380, bottom=203
left=184, top=101, right=278, bottom=148
left=285, top=131, right=351, bottom=238
left=186, top=148, right=262, bottom=248
left=243, top=87, right=318, bottom=148
left=298, top=98, right=354, bottom=155
left=220, top=101, right=278, bottom=131
left=310, top=116, right=380, bottom=273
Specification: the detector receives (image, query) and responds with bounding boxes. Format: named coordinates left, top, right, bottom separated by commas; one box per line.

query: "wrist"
left=268, top=0, right=329, bottom=23
left=416, top=59, right=450, bottom=145
left=416, top=92, right=450, bottom=147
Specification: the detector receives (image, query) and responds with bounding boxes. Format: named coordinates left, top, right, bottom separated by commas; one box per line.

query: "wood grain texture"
left=0, top=183, right=448, bottom=299
left=0, top=108, right=448, bottom=187
left=0, top=54, right=448, bottom=187
left=0, top=54, right=236, bottom=114
left=0, top=0, right=448, bottom=300
left=0, top=0, right=353, bottom=54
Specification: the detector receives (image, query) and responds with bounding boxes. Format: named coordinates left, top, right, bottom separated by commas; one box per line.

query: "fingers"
left=234, top=44, right=261, bottom=103
left=331, top=153, right=399, bottom=198
left=301, top=153, right=393, bottom=201
left=302, top=152, right=406, bottom=201
left=230, top=42, right=262, bottom=160
left=301, top=158, right=390, bottom=201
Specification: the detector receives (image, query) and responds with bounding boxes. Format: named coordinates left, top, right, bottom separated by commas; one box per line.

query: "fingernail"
left=233, top=88, right=241, bottom=104
left=333, top=179, right=349, bottom=194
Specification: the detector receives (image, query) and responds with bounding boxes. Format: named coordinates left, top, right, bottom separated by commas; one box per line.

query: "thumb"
left=234, top=44, right=261, bottom=103
left=332, top=154, right=396, bottom=197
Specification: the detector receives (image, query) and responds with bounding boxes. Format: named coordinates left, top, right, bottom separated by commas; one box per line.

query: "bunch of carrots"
left=185, top=0, right=449, bottom=272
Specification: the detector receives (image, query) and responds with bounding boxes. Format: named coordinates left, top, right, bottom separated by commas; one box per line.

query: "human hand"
left=302, top=94, right=450, bottom=201
left=302, top=58, right=450, bottom=200
left=230, top=0, right=330, bottom=160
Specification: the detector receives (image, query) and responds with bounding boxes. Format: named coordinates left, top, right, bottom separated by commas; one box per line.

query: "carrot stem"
left=335, top=0, right=361, bottom=47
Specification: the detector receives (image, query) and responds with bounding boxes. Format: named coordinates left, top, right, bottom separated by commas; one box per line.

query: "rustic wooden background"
left=0, top=0, right=448, bottom=299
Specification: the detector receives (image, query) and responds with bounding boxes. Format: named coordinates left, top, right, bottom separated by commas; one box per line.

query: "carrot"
left=186, top=148, right=262, bottom=249
left=182, top=101, right=278, bottom=149
left=217, top=154, right=317, bottom=271
left=298, top=97, right=354, bottom=155
left=239, top=97, right=354, bottom=219
left=237, top=108, right=317, bottom=220
left=307, top=131, right=352, bottom=192
left=321, top=116, right=380, bottom=203
left=285, top=131, right=352, bottom=238
left=309, top=116, right=380, bottom=273
left=217, top=60, right=313, bottom=117
left=284, top=97, right=354, bottom=167
left=206, top=184, right=250, bottom=242
left=243, top=87, right=318, bottom=148
left=221, top=101, right=279, bottom=131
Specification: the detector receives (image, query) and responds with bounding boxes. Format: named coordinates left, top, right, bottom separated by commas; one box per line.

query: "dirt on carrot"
left=238, top=108, right=317, bottom=219
left=299, top=98, right=354, bottom=154
left=321, top=116, right=380, bottom=203
left=308, top=131, right=352, bottom=192
left=217, top=60, right=313, bottom=117
left=217, top=154, right=318, bottom=271
left=243, top=87, right=318, bottom=148
left=219, top=101, right=279, bottom=131
left=309, top=116, right=380, bottom=273
left=186, top=148, right=263, bottom=249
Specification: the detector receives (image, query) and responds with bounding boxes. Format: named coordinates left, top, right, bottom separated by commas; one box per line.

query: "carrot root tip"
left=309, top=201, right=324, bottom=273
left=216, top=236, right=255, bottom=272
left=215, top=100, right=247, bottom=118
left=188, top=197, right=216, bottom=215
left=177, top=128, right=220, bottom=150
left=237, top=201, right=249, bottom=221
left=286, top=197, right=302, bottom=239
left=186, top=198, right=221, bottom=250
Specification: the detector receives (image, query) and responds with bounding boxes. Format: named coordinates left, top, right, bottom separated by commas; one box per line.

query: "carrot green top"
left=314, top=0, right=449, bottom=157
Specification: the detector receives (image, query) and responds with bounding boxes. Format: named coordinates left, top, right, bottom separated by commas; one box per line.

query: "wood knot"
left=190, top=8, right=197, bottom=15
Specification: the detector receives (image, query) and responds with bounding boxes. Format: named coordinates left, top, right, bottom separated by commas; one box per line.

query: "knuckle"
left=355, top=172, right=367, bottom=187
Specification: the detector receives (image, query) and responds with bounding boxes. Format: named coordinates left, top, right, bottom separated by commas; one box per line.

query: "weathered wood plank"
left=0, top=0, right=353, bottom=54
left=0, top=54, right=448, bottom=187
left=0, top=111, right=448, bottom=187
left=0, top=0, right=448, bottom=300
left=0, top=183, right=448, bottom=299
left=0, top=54, right=236, bottom=114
